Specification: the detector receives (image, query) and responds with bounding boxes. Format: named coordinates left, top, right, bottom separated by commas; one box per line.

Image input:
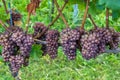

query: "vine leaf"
left=112, top=10, right=120, bottom=20
left=99, top=0, right=120, bottom=10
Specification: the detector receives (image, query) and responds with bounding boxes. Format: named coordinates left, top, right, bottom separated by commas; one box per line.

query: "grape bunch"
left=6, top=12, right=22, bottom=26
left=0, top=26, right=34, bottom=77
left=33, top=22, right=48, bottom=56
left=80, top=27, right=120, bottom=60
left=111, top=32, right=120, bottom=49
left=60, top=28, right=80, bottom=60
left=95, top=28, right=119, bottom=49
left=81, top=29, right=105, bottom=60
left=12, top=12, right=22, bottom=21
left=46, top=30, right=59, bottom=59
left=9, top=55, right=24, bottom=77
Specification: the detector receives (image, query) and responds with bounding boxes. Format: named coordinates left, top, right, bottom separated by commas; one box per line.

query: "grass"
left=0, top=47, right=120, bottom=80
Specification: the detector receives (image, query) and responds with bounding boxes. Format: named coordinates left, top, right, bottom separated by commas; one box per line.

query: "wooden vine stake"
left=54, top=0, right=69, bottom=28
left=34, top=0, right=68, bottom=39
left=80, top=0, right=90, bottom=30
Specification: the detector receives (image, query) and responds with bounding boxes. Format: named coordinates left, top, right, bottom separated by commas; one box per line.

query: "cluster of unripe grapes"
left=0, top=26, right=34, bottom=77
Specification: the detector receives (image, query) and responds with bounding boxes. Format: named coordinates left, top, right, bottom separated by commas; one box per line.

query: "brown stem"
left=88, top=14, right=97, bottom=29
left=0, top=20, right=13, bottom=33
left=34, top=1, right=67, bottom=39
left=54, top=0, right=69, bottom=28
left=25, top=13, right=31, bottom=33
left=80, top=0, right=90, bottom=30
left=2, top=0, right=8, bottom=14
left=106, top=8, right=109, bottom=28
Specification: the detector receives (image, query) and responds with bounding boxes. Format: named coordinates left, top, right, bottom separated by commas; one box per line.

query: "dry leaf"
left=31, top=0, right=41, bottom=8
left=27, top=3, right=36, bottom=15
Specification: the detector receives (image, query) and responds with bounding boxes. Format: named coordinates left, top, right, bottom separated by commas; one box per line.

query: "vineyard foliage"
left=0, top=0, right=120, bottom=80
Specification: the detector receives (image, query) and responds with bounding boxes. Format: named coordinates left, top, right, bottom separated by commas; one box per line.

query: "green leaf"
left=112, top=10, right=120, bottom=20
left=99, top=0, right=120, bottom=11
left=30, top=44, right=42, bottom=59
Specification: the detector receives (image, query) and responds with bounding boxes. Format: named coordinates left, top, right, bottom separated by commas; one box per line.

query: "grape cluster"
left=60, top=28, right=80, bottom=60
left=46, top=30, right=59, bottom=59
left=33, top=22, right=48, bottom=55
left=81, top=30, right=105, bottom=60
left=95, top=28, right=120, bottom=49
left=0, top=26, right=34, bottom=77
left=9, top=55, right=24, bottom=77
left=81, top=27, right=120, bottom=60
left=6, top=12, right=22, bottom=26
left=111, top=32, right=120, bottom=49
left=12, top=12, right=22, bottom=21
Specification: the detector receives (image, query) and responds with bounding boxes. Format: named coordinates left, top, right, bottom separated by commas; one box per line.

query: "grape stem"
left=54, top=0, right=69, bottom=28
left=0, top=20, right=13, bottom=33
left=106, top=8, right=109, bottom=28
left=2, top=0, right=8, bottom=14
left=34, top=1, right=68, bottom=39
left=25, top=13, right=31, bottom=33
left=88, top=14, right=97, bottom=29
left=80, top=0, right=90, bottom=30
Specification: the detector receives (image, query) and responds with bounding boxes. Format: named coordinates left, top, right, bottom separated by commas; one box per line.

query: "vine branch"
left=0, top=20, right=13, bottom=33
left=34, top=39, right=47, bottom=44
left=105, top=48, right=120, bottom=54
left=88, top=14, right=97, bottom=29
left=2, top=0, right=8, bottom=14
left=50, top=0, right=54, bottom=22
left=106, top=8, right=109, bottom=28
left=34, top=39, right=120, bottom=54
left=80, top=0, right=90, bottom=30
left=54, top=0, right=69, bottom=28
